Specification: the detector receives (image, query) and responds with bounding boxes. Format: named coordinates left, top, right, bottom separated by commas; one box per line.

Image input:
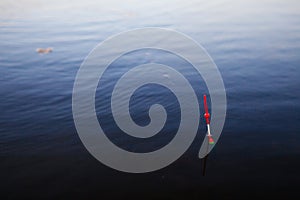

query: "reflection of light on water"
left=0, top=0, right=42, bottom=20
left=0, top=0, right=140, bottom=21
left=163, top=73, right=170, bottom=79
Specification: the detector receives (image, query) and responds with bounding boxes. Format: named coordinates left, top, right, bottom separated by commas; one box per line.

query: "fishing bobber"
left=203, top=94, right=214, bottom=145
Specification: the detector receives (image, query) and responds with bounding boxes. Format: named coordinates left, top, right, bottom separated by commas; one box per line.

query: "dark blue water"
left=1, top=0, right=300, bottom=199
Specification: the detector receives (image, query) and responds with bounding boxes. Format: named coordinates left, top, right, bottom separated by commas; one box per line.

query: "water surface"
left=1, top=0, right=300, bottom=199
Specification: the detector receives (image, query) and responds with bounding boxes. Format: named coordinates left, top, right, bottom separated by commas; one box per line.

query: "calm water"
left=1, top=0, right=300, bottom=199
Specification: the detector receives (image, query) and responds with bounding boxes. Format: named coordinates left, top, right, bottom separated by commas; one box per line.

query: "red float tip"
left=203, top=94, right=210, bottom=124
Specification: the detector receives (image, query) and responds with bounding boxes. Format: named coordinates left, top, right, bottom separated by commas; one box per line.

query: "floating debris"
left=36, top=47, right=53, bottom=54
